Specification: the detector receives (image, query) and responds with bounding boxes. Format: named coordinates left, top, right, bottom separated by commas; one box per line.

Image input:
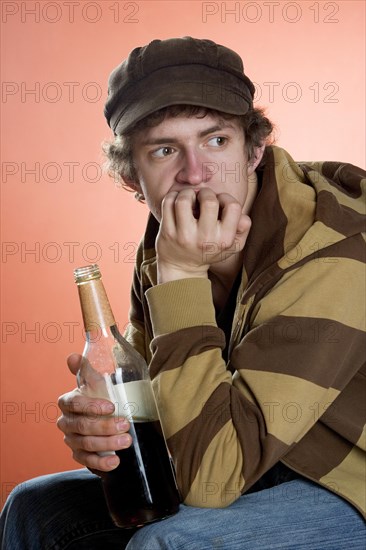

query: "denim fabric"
left=0, top=469, right=135, bottom=549
left=127, top=479, right=366, bottom=550
left=1, top=469, right=365, bottom=550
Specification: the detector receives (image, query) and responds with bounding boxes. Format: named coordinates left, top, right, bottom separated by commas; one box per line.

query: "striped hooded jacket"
left=124, top=145, right=366, bottom=517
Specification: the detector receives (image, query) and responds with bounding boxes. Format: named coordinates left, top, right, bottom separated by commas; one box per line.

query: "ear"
left=247, top=144, right=266, bottom=175
left=122, top=176, right=143, bottom=196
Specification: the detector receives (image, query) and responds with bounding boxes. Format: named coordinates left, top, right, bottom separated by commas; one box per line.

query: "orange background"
left=1, top=0, right=365, bottom=507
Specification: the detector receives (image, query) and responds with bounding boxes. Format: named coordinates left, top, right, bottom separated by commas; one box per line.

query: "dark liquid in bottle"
left=101, top=420, right=181, bottom=528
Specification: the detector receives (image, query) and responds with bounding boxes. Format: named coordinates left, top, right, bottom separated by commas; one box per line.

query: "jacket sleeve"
left=144, top=244, right=365, bottom=508
left=123, top=243, right=150, bottom=362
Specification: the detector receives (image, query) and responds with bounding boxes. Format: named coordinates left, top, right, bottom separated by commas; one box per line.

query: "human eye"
left=207, top=136, right=227, bottom=147
left=151, top=146, right=175, bottom=158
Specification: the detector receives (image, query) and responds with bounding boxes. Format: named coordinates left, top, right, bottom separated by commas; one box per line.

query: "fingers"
left=57, top=424, right=131, bottom=471
left=64, top=424, right=132, bottom=472
left=195, top=189, right=220, bottom=233
left=174, top=189, right=201, bottom=229
left=65, top=432, right=131, bottom=453
left=57, top=388, right=129, bottom=439
left=72, top=449, right=121, bottom=472
left=157, top=187, right=249, bottom=278
left=57, top=408, right=129, bottom=436
left=236, top=213, right=252, bottom=236
left=66, top=432, right=131, bottom=453
left=160, top=191, right=179, bottom=236
left=57, top=386, right=132, bottom=472
left=164, top=188, right=221, bottom=234
left=57, top=390, right=130, bottom=437
left=58, top=388, right=115, bottom=417
left=197, top=190, right=246, bottom=247
left=217, top=192, right=250, bottom=241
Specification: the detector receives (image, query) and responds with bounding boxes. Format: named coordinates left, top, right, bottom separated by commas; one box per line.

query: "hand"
left=57, top=353, right=132, bottom=472
left=156, top=188, right=251, bottom=283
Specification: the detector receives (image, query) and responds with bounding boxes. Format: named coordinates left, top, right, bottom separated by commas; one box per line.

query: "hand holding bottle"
left=58, top=264, right=180, bottom=528
left=57, top=353, right=132, bottom=472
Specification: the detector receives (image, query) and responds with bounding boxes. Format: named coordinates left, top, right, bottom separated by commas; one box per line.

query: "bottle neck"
left=77, top=278, right=115, bottom=333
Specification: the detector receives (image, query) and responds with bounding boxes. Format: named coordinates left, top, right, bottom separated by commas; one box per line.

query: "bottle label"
left=104, top=375, right=159, bottom=422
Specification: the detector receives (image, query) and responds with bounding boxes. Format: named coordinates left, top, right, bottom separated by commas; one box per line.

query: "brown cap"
left=104, top=37, right=255, bottom=135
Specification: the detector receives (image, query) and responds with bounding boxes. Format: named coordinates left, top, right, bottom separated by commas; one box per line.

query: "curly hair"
left=102, top=105, right=274, bottom=197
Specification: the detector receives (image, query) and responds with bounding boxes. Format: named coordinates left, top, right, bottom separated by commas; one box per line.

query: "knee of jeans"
left=127, top=526, right=184, bottom=550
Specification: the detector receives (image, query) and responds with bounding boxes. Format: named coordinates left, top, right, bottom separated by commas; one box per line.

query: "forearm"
left=146, top=278, right=242, bottom=506
left=145, top=262, right=365, bottom=508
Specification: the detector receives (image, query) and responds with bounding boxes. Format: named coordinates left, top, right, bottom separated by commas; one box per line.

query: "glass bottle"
left=74, top=264, right=181, bottom=528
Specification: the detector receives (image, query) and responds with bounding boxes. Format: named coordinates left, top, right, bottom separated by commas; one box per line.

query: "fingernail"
left=102, top=402, right=114, bottom=413
left=117, top=435, right=130, bottom=447
left=116, top=421, right=128, bottom=431
left=107, top=456, right=119, bottom=467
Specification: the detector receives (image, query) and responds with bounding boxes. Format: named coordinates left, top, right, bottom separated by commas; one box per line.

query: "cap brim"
left=110, top=65, right=253, bottom=134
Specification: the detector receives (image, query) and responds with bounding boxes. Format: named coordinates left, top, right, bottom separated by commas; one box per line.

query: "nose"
left=175, top=149, right=210, bottom=186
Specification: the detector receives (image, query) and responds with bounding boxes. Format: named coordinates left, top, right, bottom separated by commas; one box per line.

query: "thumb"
left=66, top=353, right=83, bottom=375
left=237, top=214, right=252, bottom=236
left=235, top=215, right=252, bottom=251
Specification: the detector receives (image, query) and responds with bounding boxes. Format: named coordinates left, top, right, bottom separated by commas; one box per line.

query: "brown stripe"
left=142, top=212, right=160, bottom=252
left=129, top=285, right=145, bottom=325
left=304, top=232, right=366, bottom=263
left=231, top=390, right=290, bottom=490
left=168, top=382, right=291, bottom=498
left=277, top=233, right=365, bottom=287
left=139, top=288, right=154, bottom=344
left=243, top=147, right=287, bottom=282
left=234, top=316, right=365, bottom=391
left=321, top=364, right=366, bottom=445
left=321, top=162, right=366, bottom=199
left=167, top=382, right=232, bottom=500
left=315, top=190, right=366, bottom=236
left=283, top=421, right=354, bottom=480
left=242, top=233, right=365, bottom=306
left=300, top=162, right=365, bottom=200
left=149, top=326, right=226, bottom=379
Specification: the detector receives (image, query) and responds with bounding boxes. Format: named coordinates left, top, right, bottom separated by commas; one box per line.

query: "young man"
left=1, top=37, right=365, bottom=549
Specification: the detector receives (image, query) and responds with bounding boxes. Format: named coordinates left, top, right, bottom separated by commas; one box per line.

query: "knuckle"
left=162, top=192, right=177, bottom=205
left=75, top=417, right=87, bottom=435
left=83, top=436, right=95, bottom=452
left=176, top=234, right=191, bottom=247
left=71, top=451, right=83, bottom=466
left=175, top=194, right=190, bottom=206
left=59, top=391, right=81, bottom=414
left=222, top=233, right=237, bottom=248
left=56, top=415, right=64, bottom=432
left=64, top=435, right=73, bottom=449
left=160, top=227, right=175, bottom=241
left=57, top=393, right=69, bottom=411
left=229, top=201, right=242, bottom=214
left=70, top=399, right=84, bottom=414
left=203, top=196, right=218, bottom=208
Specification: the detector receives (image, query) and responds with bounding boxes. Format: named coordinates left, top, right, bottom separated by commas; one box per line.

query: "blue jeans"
left=0, top=468, right=365, bottom=549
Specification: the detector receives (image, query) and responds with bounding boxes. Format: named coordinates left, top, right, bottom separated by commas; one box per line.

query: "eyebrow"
left=140, top=123, right=235, bottom=146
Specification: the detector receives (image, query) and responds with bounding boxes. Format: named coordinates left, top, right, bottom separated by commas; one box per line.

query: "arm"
left=146, top=185, right=365, bottom=508
left=146, top=252, right=365, bottom=507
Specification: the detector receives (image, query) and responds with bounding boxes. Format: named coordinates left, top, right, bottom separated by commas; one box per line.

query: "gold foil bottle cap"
left=74, top=264, right=101, bottom=285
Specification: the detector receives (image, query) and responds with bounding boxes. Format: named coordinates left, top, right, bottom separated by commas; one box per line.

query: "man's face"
left=131, top=113, right=255, bottom=222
